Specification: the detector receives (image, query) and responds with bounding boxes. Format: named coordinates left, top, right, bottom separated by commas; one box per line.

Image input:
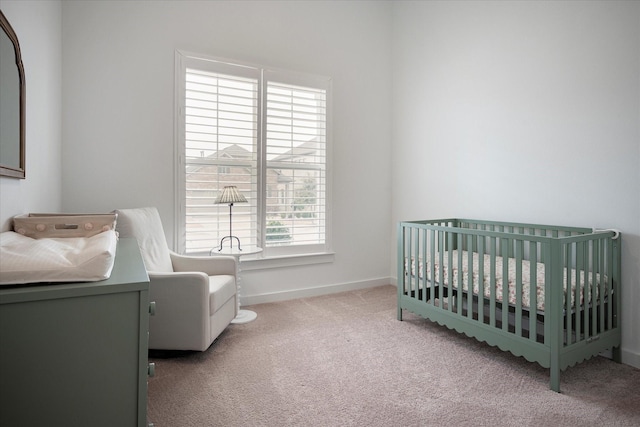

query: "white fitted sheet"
left=406, top=250, right=606, bottom=312
left=0, top=230, right=118, bottom=285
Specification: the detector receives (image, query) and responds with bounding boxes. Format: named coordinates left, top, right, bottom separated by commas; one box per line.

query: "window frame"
left=174, top=50, right=333, bottom=264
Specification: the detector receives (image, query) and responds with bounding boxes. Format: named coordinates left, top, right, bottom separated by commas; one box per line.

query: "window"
left=175, top=52, right=331, bottom=258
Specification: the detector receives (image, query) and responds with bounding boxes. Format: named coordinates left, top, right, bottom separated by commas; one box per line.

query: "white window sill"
left=240, top=251, right=335, bottom=271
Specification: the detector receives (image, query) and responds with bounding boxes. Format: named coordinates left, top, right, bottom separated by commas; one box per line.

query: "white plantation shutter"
left=264, top=73, right=327, bottom=252
left=177, top=53, right=330, bottom=257
left=182, top=60, right=259, bottom=254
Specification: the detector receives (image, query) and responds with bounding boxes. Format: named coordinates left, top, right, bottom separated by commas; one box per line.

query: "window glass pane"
left=265, top=168, right=326, bottom=246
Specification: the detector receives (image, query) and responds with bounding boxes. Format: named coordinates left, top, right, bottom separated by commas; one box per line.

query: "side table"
left=212, top=246, right=262, bottom=324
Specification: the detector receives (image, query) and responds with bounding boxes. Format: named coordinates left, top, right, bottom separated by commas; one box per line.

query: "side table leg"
left=231, top=254, right=257, bottom=324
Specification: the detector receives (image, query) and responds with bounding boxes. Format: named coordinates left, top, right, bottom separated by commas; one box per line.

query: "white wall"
left=0, top=0, right=62, bottom=230
left=61, top=1, right=393, bottom=299
left=391, top=1, right=640, bottom=367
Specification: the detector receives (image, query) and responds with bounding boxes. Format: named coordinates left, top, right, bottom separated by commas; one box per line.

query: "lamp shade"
left=215, top=186, right=247, bottom=204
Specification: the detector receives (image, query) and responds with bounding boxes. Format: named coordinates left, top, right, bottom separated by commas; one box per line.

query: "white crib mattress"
left=407, top=250, right=606, bottom=312
left=0, top=230, right=118, bottom=285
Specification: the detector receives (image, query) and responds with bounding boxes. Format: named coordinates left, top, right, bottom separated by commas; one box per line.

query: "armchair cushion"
left=210, top=275, right=236, bottom=312
left=170, top=251, right=236, bottom=275
left=115, top=207, right=173, bottom=272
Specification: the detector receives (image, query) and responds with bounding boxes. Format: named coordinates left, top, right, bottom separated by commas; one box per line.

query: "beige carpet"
left=148, top=285, right=640, bottom=426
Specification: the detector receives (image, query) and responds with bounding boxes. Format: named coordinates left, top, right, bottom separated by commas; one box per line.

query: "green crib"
left=397, top=218, right=621, bottom=392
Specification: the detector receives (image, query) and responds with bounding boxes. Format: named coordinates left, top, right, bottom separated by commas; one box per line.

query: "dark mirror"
left=0, top=10, right=25, bottom=179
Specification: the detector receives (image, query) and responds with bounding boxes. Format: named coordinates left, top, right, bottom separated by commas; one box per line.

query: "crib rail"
left=397, top=218, right=621, bottom=391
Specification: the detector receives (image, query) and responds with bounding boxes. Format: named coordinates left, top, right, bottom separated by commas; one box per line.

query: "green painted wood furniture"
left=0, top=237, right=152, bottom=426
left=397, top=219, right=621, bottom=392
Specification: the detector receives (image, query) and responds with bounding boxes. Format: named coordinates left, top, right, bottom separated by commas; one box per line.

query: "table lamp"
left=215, top=186, right=247, bottom=251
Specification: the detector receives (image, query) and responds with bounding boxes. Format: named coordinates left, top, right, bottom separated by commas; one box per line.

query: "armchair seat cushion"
left=210, top=274, right=236, bottom=313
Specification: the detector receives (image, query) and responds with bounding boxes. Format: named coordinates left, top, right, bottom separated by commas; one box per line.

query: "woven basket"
left=13, top=213, right=117, bottom=239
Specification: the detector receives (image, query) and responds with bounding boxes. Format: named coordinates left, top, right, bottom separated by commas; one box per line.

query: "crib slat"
left=423, top=228, right=427, bottom=298
left=415, top=228, right=420, bottom=300
left=565, top=243, right=573, bottom=344
left=529, top=240, right=538, bottom=341
left=582, top=240, right=589, bottom=338
left=467, top=234, right=474, bottom=319
left=575, top=241, right=583, bottom=341
left=470, top=223, right=478, bottom=252
left=438, top=231, right=445, bottom=309
left=490, top=237, right=497, bottom=327
left=416, top=227, right=420, bottom=298
left=515, top=239, right=523, bottom=336
left=597, top=239, right=607, bottom=331
left=549, top=239, right=563, bottom=390
left=447, top=232, right=454, bottom=312
left=586, top=239, right=593, bottom=334
left=404, top=226, right=410, bottom=295
left=430, top=230, right=436, bottom=307
left=502, top=238, right=510, bottom=331
left=457, top=234, right=463, bottom=313
left=418, top=229, right=428, bottom=302
left=606, top=238, right=613, bottom=330
left=407, top=226, right=412, bottom=295
left=406, top=227, right=412, bottom=295
left=600, top=238, right=607, bottom=332
left=478, top=229, right=486, bottom=325
left=411, top=228, right=416, bottom=286
left=590, top=239, right=599, bottom=338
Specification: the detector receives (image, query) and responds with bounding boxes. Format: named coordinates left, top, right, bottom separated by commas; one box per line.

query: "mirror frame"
left=0, top=10, right=26, bottom=179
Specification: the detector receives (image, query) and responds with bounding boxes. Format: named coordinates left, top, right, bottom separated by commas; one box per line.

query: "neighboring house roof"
left=186, top=138, right=321, bottom=175
left=270, top=138, right=321, bottom=163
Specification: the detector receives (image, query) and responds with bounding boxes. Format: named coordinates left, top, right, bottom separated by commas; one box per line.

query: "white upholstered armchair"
left=115, top=207, right=237, bottom=351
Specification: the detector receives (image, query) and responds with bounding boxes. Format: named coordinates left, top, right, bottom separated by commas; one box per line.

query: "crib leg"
left=398, top=306, right=403, bottom=321
left=613, top=346, right=622, bottom=363
left=550, top=365, right=561, bottom=393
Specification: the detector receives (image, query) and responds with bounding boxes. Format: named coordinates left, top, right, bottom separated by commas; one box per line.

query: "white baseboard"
left=621, top=348, right=640, bottom=369
left=242, top=277, right=392, bottom=306
left=598, top=348, right=639, bottom=370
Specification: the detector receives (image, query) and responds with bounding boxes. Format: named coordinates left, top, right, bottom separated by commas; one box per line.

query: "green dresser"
left=0, top=237, right=152, bottom=427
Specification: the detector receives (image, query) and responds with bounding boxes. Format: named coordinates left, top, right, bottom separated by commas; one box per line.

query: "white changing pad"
left=0, top=230, right=118, bottom=285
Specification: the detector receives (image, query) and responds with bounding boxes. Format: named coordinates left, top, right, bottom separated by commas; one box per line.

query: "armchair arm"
left=169, top=251, right=237, bottom=276
left=147, top=271, right=211, bottom=351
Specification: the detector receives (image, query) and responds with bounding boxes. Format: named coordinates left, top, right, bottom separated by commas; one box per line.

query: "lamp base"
left=215, top=235, right=243, bottom=252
